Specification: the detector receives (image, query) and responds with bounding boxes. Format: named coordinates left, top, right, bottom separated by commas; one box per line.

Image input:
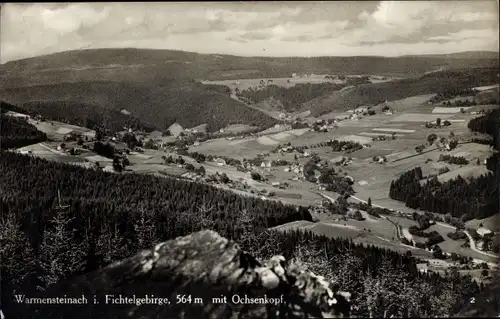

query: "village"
left=8, top=81, right=500, bottom=283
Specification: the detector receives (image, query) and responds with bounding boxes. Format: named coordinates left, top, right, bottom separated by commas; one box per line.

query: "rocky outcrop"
left=11, top=230, right=350, bottom=319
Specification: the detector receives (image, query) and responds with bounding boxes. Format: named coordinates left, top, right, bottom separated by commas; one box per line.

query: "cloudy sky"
left=1, top=1, right=498, bottom=63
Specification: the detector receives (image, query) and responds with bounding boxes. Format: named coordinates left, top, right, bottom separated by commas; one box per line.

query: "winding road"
left=464, top=230, right=499, bottom=259
left=340, top=193, right=499, bottom=260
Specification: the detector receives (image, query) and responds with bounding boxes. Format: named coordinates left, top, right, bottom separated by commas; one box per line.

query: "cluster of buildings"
left=283, top=163, right=304, bottom=174
left=330, top=156, right=353, bottom=166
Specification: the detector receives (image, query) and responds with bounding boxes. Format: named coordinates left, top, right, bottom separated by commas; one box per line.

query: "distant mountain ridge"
left=0, top=48, right=498, bottom=132
left=1, top=48, right=498, bottom=79
left=401, top=51, right=499, bottom=59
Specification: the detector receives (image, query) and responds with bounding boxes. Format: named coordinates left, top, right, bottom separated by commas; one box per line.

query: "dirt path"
left=347, top=193, right=500, bottom=261
left=229, top=92, right=283, bottom=120
left=464, top=230, right=499, bottom=259
left=39, top=143, right=66, bottom=155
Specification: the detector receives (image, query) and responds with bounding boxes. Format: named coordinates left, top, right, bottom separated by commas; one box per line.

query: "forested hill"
left=1, top=49, right=498, bottom=132
left=0, top=113, right=47, bottom=149
left=2, top=48, right=498, bottom=79
left=0, top=151, right=484, bottom=318
left=0, top=81, right=278, bottom=132
left=389, top=107, right=500, bottom=221
left=310, top=67, right=499, bottom=116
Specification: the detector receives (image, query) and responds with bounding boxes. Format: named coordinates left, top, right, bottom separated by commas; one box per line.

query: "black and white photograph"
left=0, top=1, right=499, bottom=318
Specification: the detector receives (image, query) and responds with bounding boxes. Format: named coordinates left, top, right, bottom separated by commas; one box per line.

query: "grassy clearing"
left=390, top=113, right=454, bottom=122
left=337, top=134, right=373, bottom=144
left=223, top=124, right=259, bottom=133
left=359, top=132, right=405, bottom=137
left=466, top=214, right=500, bottom=232
left=434, top=166, right=491, bottom=183
left=383, top=94, right=436, bottom=111
left=432, top=107, right=473, bottom=114
left=203, top=75, right=343, bottom=91
left=473, top=84, right=499, bottom=91
left=257, top=136, right=280, bottom=145
left=372, top=128, right=416, bottom=133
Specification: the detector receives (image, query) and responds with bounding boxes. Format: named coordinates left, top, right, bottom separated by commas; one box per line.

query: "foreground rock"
left=12, top=230, right=350, bottom=318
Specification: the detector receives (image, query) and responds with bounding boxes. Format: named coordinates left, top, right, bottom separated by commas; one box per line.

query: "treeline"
left=0, top=151, right=311, bottom=312
left=255, top=230, right=482, bottom=318
left=21, top=101, right=156, bottom=134
left=0, top=79, right=279, bottom=134
left=389, top=167, right=497, bottom=220
left=389, top=107, right=500, bottom=220
left=438, top=154, right=469, bottom=165
left=0, top=114, right=47, bottom=149
left=236, top=83, right=349, bottom=112
left=311, top=67, right=499, bottom=117
left=468, top=107, right=500, bottom=148
left=93, top=141, right=117, bottom=159
left=294, top=139, right=363, bottom=153
left=0, top=100, right=26, bottom=114
left=430, top=87, right=476, bottom=103
left=0, top=152, right=486, bottom=317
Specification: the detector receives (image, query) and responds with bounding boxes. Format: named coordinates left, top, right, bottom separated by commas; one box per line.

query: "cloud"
left=352, top=1, right=498, bottom=44
left=0, top=1, right=498, bottom=63
left=427, top=29, right=498, bottom=42
left=240, top=31, right=273, bottom=41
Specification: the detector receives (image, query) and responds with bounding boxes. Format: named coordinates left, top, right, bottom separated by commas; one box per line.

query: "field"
left=390, top=113, right=454, bottom=122
left=202, top=75, right=343, bottom=91
left=222, top=124, right=259, bottom=133
left=432, top=107, right=473, bottom=114
left=28, top=119, right=96, bottom=141
left=383, top=94, right=436, bottom=111
left=473, top=84, right=499, bottom=91
left=202, top=74, right=399, bottom=92
left=9, top=55, right=498, bottom=269
left=466, top=214, right=500, bottom=232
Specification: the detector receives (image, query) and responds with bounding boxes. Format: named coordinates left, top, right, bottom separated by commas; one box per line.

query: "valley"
left=1, top=47, right=499, bottom=319
left=4, top=77, right=498, bottom=279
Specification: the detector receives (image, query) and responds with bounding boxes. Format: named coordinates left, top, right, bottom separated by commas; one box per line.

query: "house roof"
left=477, top=227, right=492, bottom=236
left=167, top=123, right=185, bottom=137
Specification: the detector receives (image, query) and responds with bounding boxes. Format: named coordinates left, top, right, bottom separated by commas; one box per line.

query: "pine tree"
left=134, top=207, right=156, bottom=250
left=96, top=224, right=130, bottom=265
left=37, top=208, right=87, bottom=290
left=368, top=197, right=372, bottom=207
left=0, top=215, right=36, bottom=292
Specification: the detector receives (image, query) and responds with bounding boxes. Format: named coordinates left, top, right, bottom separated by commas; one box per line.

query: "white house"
left=215, top=158, right=226, bottom=166
left=477, top=227, right=492, bottom=237
left=284, top=167, right=290, bottom=172
left=260, top=161, right=271, bottom=168
left=344, top=176, right=354, bottom=183
left=417, top=263, right=428, bottom=274
left=303, top=151, right=311, bottom=157
left=103, top=165, right=114, bottom=173
left=477, top=241, right=485, bottom=251
left=168, top=123, right=185, bottom=137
